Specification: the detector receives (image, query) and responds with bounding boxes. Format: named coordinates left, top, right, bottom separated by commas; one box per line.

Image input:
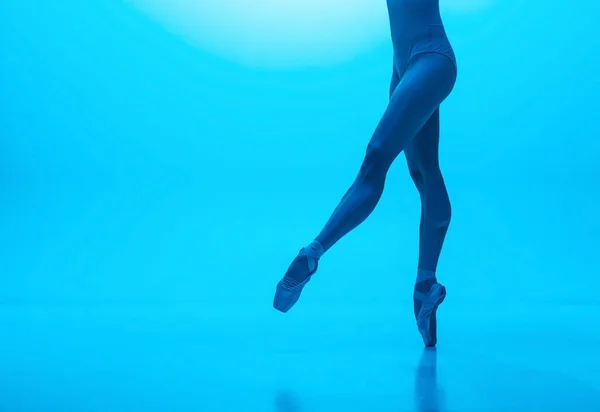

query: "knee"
left=408, top=167, right=424, bottom=190
left=359, top=144, right=392, bottom=181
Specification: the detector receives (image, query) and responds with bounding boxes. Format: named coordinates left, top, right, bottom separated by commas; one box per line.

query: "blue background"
left=1, top=1, right=599, bottom=411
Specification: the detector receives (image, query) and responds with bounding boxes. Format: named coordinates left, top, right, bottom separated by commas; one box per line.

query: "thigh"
left=367, top=53, right=455, bottom=164
left=404, top=108, right=441, bottom=173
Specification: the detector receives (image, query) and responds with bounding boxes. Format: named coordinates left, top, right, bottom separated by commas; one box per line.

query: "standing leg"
left=273, top=53, right=456, bottom=313
left=405, top=109, right=452, bottom=346
left=405, top=109, right=452, bottom=286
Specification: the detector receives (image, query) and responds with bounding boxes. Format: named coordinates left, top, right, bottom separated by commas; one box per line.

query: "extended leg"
left=317, top=59, right=402, bottom=234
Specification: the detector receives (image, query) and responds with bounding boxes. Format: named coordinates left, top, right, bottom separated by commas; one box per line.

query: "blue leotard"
left=387, top=0, right=457, bottom=76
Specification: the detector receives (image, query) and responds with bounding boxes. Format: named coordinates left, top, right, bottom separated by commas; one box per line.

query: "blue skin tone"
left=275, top=0, right=457, bottom=343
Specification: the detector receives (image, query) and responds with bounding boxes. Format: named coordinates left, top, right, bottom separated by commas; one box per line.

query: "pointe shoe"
left=273, top=251, right=319, bottom=313
left=413, top=283, right=447, bottom=347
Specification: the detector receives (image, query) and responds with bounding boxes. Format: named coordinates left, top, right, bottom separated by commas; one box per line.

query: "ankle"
left=303, top=240, right=324, bottom=259
left=415, top=269, right=437, bottom=293
left=416, top=269, right=436, bottom=283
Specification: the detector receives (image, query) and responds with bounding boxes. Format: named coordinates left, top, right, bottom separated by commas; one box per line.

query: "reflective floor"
left=1, top=301, right=599, bottom=411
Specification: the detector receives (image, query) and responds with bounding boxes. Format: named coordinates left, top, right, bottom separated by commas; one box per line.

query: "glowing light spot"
left=128, top=0, right=494, bottom=68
